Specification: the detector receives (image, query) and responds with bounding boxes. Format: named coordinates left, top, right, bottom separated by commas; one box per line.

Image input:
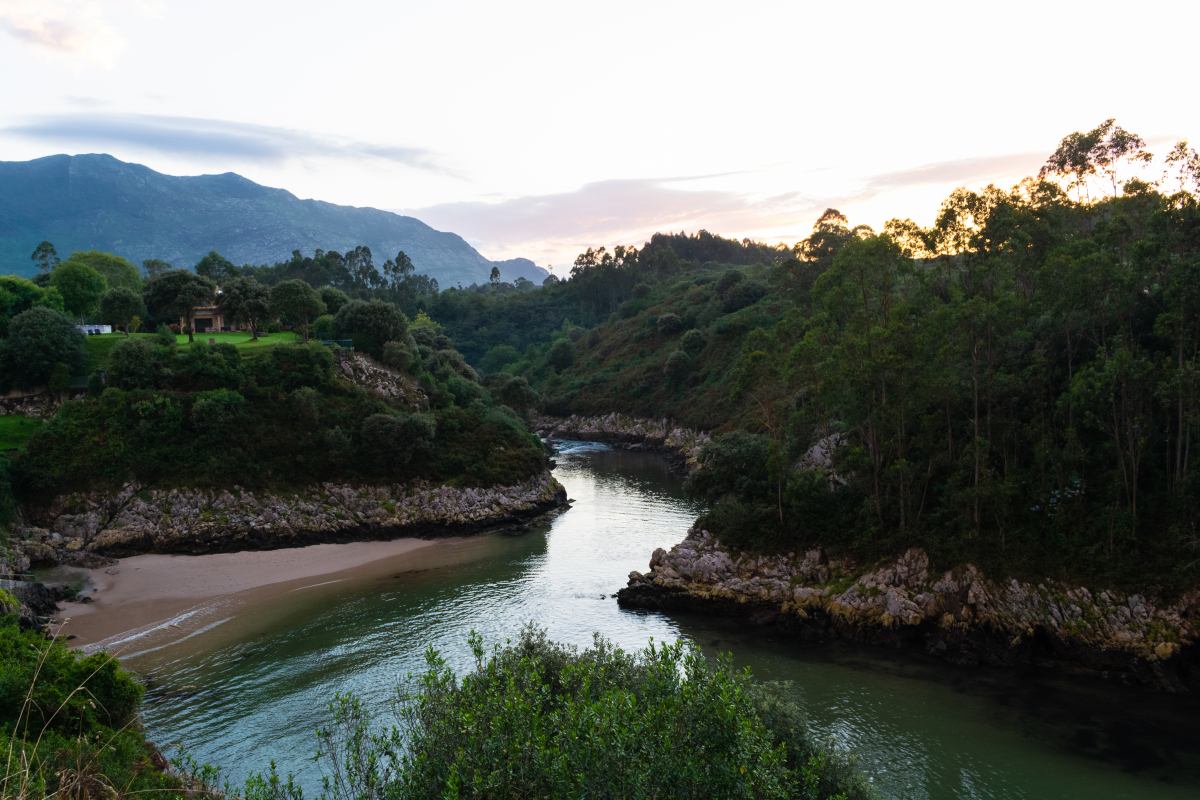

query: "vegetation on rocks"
left=7, top=320, right=547, bottom=504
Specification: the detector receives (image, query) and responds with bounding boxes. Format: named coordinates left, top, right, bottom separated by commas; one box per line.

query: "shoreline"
left=618, top=529, right=1200, bottom=693
left=54, top=536, right=464, bottom=652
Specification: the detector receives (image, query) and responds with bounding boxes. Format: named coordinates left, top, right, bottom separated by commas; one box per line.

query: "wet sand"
left=51, top=538, right=458, bottom=651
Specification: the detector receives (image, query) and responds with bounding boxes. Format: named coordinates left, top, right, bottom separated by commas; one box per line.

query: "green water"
left=122, top=441, right=1200, bottom=798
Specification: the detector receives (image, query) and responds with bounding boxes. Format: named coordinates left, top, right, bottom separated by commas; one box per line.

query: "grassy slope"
left=529, top=266, right=776, bottom=433
left=83, top=331, right=304, bottom=372
left=0, top=415, right=41, bottom=451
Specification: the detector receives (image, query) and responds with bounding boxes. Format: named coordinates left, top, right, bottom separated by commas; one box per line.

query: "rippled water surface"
left=128, top=442, right=1200, bottom=799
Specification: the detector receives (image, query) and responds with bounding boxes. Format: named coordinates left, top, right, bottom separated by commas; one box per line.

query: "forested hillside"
left=443, top=121, right=1200, bottom=590
left=0, top=154, right=547, bottom=287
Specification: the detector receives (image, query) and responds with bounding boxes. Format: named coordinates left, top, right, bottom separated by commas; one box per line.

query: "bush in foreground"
left=276, top=626, right=874, bottom=800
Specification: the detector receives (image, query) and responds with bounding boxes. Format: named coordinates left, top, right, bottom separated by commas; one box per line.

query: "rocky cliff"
left=618, top=528, right=1200, bottom=693
left=3, top=473, right=566, bottom=568
left=531, top=413, right=710, bottom=472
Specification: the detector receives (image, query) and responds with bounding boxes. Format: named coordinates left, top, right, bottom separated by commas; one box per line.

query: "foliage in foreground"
left=235, top=627, right=873, bottom=800
left=0, top=612, right=179, bottom=800
left=0, top=613, right=873, bottom=800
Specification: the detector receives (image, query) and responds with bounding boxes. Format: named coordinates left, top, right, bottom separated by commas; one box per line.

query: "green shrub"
left=681, top=328, right=706, bottom=353
left=313, top=314, right=335, bottom=339
left=361, top=413, right=436, bottom=474
left=333, top=299, right=409, bottom=360
left=155, top=323, right=176, bottom=347
left=382, top=341, right=413, bottom=372
left=0, top=307, right=88, bottom=389
left=106, top=337, right=163, bottom=390
left=490, top=374, right=541, bottom=411
left=723, top=280, right=767, bottom=312
left=428, top=348, right=478, bottom=381
left=663, top=349, right=692, bottom=384
left=546, top=338, right=576, bottom=370
left=480, top=344, right=521, bottom=374
left=716, top=268, right=744, bottom=296
left=191, top=389, right=245, bottom=438
left=445, top=374, right=483, bottom=406
left=300, top=626, right=875, bottom=800
left=173, top=342, right=243, bottom=390
left=686, top=431, right=773, bottom=505
left=657, top=312, right=684, bottom=335
left=618, top=298, right=648, bottom=319
left=255, top=343, right=334, bottom=391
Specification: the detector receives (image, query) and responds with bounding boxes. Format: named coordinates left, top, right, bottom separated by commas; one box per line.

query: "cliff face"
left=5, top=473, right=566, bottom=567
left=618, top=528, right=1200, bottom=693
left=531, top=413, right=710, bottom=472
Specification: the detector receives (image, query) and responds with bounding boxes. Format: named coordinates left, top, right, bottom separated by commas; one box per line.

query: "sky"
left=2, top=0, right=1198, bottom=271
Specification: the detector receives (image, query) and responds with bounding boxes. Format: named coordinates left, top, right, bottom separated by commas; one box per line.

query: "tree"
left=663, top=350, right=692, bottom=384
left=318, top=285, right=350, bottom=316
left=49, top=261, right=107, bottom=322
left=106, top=337, right=163, bottom=390
left=1039, top=118, right=1154, bottom=201
left=361, top=413, right=436, bottom=473
left=269, top=280, right=326, bottom=344
left=0, top=275, right=65, bottom=336
left=30, top=241, right=60, bottom=272
left=99, top=287, right=143, bottom=336
left=332, top=299, right=408, bottom=358
left=217, top=276, right=272, bottom=339
left=195, top=250, right=240, bottom=281
left=481, top=344, right=522, bottom=373
left=142, top=258, right=172, bottom=280
left=490, top=266, right=501, bottom=286
left=546, top=338, right=576, bottom=370
left=67, top=250, right=141, bottom=291
left=143, top=269, right=216, bottom=343
left=0, top=307, right=88, bottom=389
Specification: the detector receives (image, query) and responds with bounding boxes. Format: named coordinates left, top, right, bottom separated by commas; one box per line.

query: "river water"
left=126, top=441, right=1200, bottom=799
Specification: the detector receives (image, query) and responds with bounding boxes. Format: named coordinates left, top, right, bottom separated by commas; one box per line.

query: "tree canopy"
left=143, top=269, right=215, bottom=343
left=49, top=260, right=107, bottom=322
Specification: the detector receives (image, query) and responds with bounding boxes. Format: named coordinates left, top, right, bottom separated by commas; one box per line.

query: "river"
left=124, top=441, right=1200, bottom=799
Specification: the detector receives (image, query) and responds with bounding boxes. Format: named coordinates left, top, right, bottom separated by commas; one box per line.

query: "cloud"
left=0, top=0, right=126, bottom=66
left=3, top=113, right=446, bottom=172
left=410, top=150, right=1054, bottom=265
left=862, top=151, right=1048, bottom=192
left=413, top=178, right=820, bottom=246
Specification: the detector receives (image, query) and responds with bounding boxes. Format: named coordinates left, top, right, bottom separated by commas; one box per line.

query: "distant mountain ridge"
left=0, top=153, right=547, bottom=287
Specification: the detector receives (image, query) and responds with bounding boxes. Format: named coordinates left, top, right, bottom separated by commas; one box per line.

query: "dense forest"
left=456, top=121, right=1200, bottom=591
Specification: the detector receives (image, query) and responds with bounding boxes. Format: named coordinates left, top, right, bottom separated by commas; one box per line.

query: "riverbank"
left=2, top=472, right=566, bottom=572
left=47, top=536, right=459, bottom=650
left=618, top=528, right=1200, bottom=693
left=531, top=412, right=709, bottom=472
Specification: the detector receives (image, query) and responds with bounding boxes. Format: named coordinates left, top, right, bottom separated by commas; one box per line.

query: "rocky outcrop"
left=12, top=473, right=567, bottom=561
left=0, top=390, right=83, bottom=417
left=532, top=413, right=710, bottom=471
left=619, top=529, right=1200, bottom=693
left=333, top=350, right=428, bottom=411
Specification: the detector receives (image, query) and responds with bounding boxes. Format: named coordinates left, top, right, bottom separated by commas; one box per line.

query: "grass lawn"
left=176, top=331, right=302, bottom=349
left=0, top=414, right=42, bottom=451
left=81, top=331, right=305, bottom=372
left=83, top=332, right=157, bottom=371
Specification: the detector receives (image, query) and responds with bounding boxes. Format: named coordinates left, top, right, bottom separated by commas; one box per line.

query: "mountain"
left=0, top=154, right=548, bottom=287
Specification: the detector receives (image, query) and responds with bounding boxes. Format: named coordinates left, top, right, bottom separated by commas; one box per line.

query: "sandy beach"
left=50, top=537, right=458, bottom=652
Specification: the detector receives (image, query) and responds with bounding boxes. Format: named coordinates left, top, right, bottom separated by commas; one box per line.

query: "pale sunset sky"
left=2, top=0, right=1197, bottom=269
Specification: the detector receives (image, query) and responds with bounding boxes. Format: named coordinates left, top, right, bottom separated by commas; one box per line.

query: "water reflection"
left=129, top=442, right=1200, bottom=799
